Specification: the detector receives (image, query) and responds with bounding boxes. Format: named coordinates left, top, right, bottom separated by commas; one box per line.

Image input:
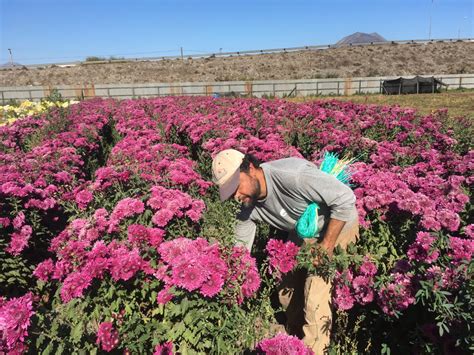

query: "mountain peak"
left=335, top=32, right=387, bottom=46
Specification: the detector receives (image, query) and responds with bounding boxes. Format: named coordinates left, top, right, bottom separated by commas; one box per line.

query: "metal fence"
left=1, top=74, right=473, bottom=104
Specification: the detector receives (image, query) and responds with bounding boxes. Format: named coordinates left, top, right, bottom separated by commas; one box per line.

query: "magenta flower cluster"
left=0, top=293, right=34, bottom=354
left=407, top=231, right=440, bottom=264
left=96, top=321, right=120, bottom=352
left=266, top=239, right=300, bottom=278
left=256, top=333, right=314, bottom=355
left=333, top=257, right=377, bottom=311
left=377, top=272, right=416, bottom=316
left=1, top=100, right=116, bottom=254
left=153, top=341, right=174, bottom=355
left=155, top=238, right=260, bottom=303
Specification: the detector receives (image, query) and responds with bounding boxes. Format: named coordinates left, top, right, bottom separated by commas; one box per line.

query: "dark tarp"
left=382, top=76, right=447, bottom=95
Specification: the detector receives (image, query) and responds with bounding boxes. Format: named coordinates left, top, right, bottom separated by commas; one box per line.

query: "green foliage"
left=200, top=195, right=240, bottom=248
left=22, top=107, right=72, bottom=152
left=44, top=88, right=64, bottom=103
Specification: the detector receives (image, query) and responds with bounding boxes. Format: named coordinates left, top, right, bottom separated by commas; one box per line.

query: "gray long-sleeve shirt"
left=235, top=157, right=358, bottom=250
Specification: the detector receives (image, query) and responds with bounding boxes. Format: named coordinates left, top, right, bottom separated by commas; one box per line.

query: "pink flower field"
left=0, top=97, right=472, bottom=354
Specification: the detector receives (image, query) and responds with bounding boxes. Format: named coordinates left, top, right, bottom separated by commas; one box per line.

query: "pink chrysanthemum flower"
left=256, top=333, right=314, bottom=354
left=352, top=275, right=374, bottom=305
left=200, top=272, right=225, bottom=298
left=334, top=284, right=355, bottom=311
left=0, top=293, right=34, bottom=354
left=6, top=229, right=31, bottom=256
left=33, top=258, right=55, bottom=281
left=111, top=197, right=144, bottom=221
left=147, top=228, right=165, bottom=248
left=127, top=224, right=149, bottom=246
left=172, top=263, right=206, bottom=291
left=109, top=245, right=144, bottom=281
left=96, top=322, right=120, bottom=352
left=266, top=239, right=300, bottom=278
left=448, top=236, right=474, bottom=263
left=60, top=270, right=93, bottom=303
left=185, top=200, right=206, bottom=222
left=157, top=285, right=174, bottom=305
left=158, top=238, right=194, bottom=264
left=12, top=211, right=25, bottom=229
left=152, top=208, right=174, bottom=227
left=241, top=268, right=261, bottom=299
left=75, top=190, right=93, bottom=209
left=153, top=341, right=174, bottom=355
left=359, top=257, right=377, bottom=276
left=407, top=231, right=439, bottom=264
left=377, top=272, right=415, bottom=316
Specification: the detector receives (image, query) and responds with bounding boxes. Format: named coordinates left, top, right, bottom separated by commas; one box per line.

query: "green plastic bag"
left=295, top=152, right=355, bottom=239
left=295, top=202, right=320, bottom=239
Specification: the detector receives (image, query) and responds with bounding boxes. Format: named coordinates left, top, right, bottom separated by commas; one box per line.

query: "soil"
left=1, top=41, right=473, bottom=86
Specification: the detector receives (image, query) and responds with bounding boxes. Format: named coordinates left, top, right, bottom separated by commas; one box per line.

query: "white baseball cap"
left=212, top=149, right=245, bottom=201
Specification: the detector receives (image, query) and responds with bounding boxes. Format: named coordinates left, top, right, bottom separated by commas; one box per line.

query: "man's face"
left=233, top=170, right=261, bottom=208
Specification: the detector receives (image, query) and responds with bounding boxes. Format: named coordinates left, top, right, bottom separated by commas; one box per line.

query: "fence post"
left=359, top=80, right=362, bottom=94
left=157, top=86, right=161, bottom=97
left=337, top=81, right=340, bottom=95
left=1, top=91, right=4, bottom=105
left=273, top=83, right=276, bottom=97
left=132, top=87, right=136, bottom=99
left=29, top=90, right=32, bottom=100
left=107, top=88, right=111, bottom=98
left=316, top=81, right=319, bottom=95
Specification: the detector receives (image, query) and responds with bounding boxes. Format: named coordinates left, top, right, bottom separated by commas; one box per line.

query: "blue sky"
left=1, top=0, right=472, bottom=65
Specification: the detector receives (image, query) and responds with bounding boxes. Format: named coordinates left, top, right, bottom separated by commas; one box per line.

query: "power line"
left=4, top=49, right=185, bottom=62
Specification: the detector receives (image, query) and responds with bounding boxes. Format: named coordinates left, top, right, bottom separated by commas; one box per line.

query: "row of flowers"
left=0, top=99, right=79, bottom=126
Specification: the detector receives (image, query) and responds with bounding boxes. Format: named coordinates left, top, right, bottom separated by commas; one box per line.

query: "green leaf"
left=43, top=342, right=54, bottom=355
left=36, top=333, right=46, bottom=348
left=71, top=322, right=84, bottom=343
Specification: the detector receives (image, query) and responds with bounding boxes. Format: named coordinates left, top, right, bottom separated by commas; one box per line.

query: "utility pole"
left=180, top=47, right=184, bottom=61
left=429, top=16, right=432, bottom=40
left=428, top=0, right=434, bottom=40
left=459, top=16, right=468, bottom=39
left=8, top=48, right=13, bottom=66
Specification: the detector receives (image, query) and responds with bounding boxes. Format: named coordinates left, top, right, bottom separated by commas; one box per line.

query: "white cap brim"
left=218, top=168, right=240, bottom=202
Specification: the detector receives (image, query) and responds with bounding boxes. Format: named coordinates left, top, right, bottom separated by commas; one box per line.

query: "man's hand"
left=312, top=218, right=346, bottom=266
left=310, top=243, right=327, bottom=267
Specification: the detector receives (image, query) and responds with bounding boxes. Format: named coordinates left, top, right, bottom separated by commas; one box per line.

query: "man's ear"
left=248, top=163, right=257, bottom=175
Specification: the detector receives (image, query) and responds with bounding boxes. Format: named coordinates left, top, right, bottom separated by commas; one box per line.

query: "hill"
left=335, top=32, right=387, bottom=46
left=1, top=41, right=473, bottom=86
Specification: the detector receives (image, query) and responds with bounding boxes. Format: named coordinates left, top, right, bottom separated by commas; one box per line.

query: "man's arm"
left=235, top=219, right=257, bottom=251
left=298, top=168, right=356, bottom=259
left=319, top=218, right=346, bottom=256
left=235, top=206, right=257, bottom=251
left=298, top=169, right=356, bottom=225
